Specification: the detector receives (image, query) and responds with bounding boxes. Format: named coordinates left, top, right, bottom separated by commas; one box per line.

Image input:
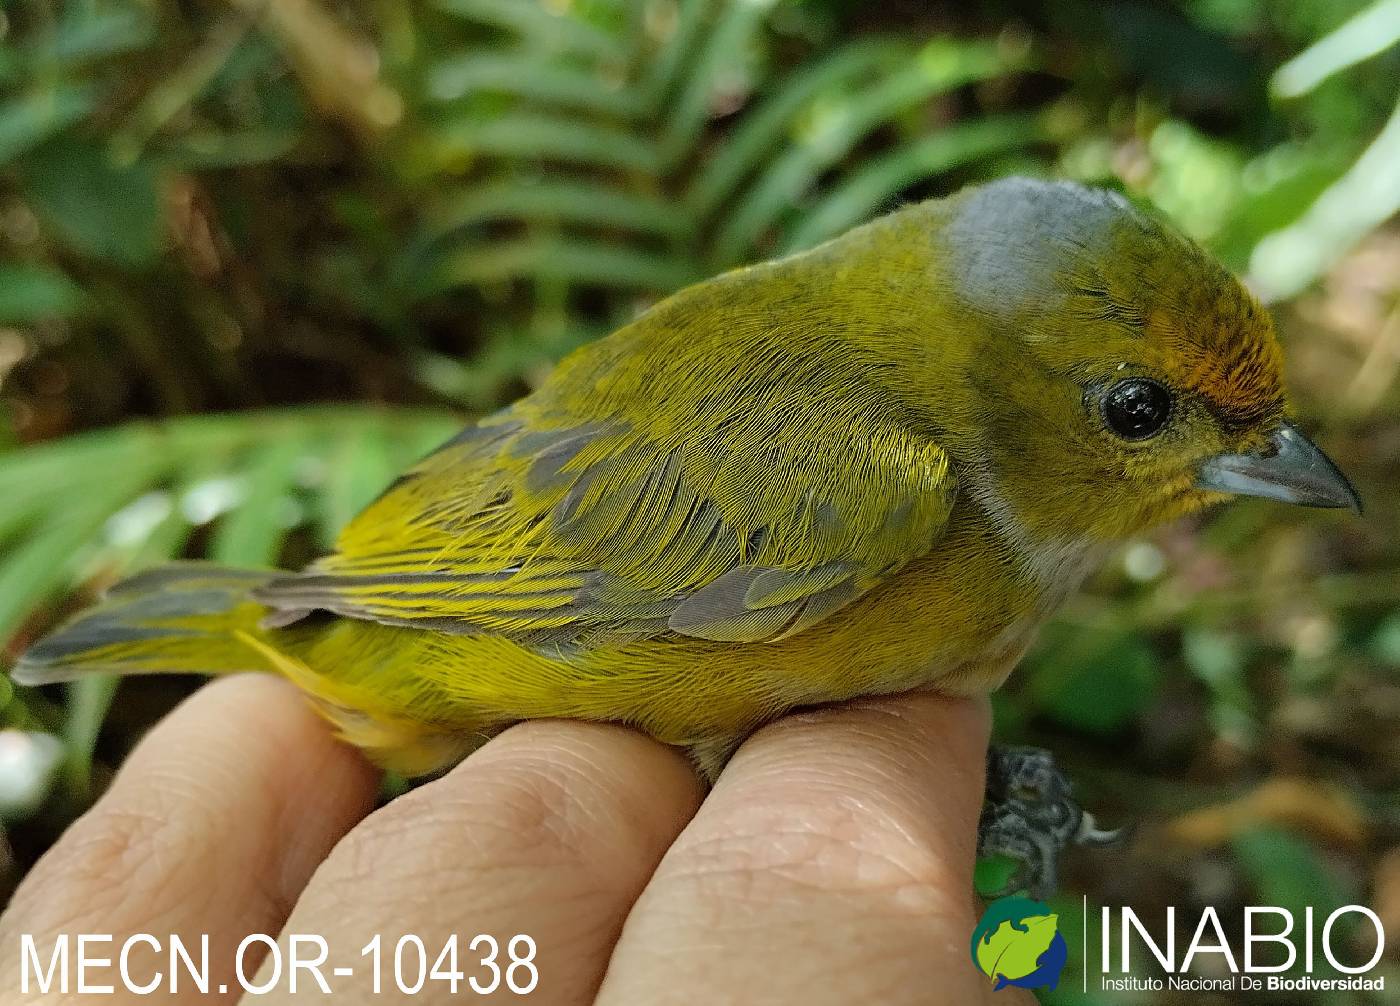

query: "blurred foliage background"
left=0, top=0, right=1397, bottom=1001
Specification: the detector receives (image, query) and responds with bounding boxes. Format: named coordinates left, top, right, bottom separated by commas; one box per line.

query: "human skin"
left=0, top=676, right=1032, bottom=1005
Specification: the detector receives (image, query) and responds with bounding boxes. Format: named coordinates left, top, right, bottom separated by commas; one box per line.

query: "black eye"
left=1104, top=378, right=1173, bottom=440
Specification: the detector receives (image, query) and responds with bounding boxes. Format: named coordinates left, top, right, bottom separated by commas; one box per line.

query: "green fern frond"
left=434, top=0, right=632, bottom=62
left=0, top=408, right=462, bottom=644
left=415, top=1, right=1045, bottom=317
left=426, top=179, right=693, bottom=243
left=683, top=39, right=906, bottom=220
left=781, top=114, right=1045, bottom=253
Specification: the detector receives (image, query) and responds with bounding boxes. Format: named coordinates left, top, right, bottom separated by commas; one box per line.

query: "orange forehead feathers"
left=1142, top=263, right=1285, bottom=430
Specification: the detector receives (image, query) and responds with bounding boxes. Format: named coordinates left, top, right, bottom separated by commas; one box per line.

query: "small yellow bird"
left=16, top=180, right=1358, bottom=842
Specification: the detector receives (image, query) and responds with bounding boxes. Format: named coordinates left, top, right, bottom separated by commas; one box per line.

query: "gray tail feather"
left=12, top=562, right=275, bottom=686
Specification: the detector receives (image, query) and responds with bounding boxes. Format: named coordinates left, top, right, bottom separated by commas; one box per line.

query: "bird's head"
left=934, top=177, right=1359, bottom=545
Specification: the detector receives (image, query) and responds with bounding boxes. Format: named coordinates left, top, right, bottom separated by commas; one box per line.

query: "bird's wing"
left=256, top=404, right=956, bottom=648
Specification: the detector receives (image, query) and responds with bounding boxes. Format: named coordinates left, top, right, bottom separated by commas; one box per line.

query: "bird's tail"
left=12, top=563, right=278, bottom=686
left=13, top=562, right=484, bottom=775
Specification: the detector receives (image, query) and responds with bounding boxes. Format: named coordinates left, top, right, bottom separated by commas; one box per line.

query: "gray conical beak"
left=1196, top=422, right=1362, bottom=513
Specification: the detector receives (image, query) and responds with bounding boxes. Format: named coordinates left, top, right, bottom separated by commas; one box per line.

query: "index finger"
left=596, top=691, right=1024, bottom=1005
left=0, top=674, right=380, bottom=1003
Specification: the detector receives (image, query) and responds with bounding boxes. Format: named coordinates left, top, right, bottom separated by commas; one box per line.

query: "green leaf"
left=397, top=416, right=465, bottom=459
left=63, top=675, right=119, bottom=800
left=1272, top=0, right=1400, bottom=98
left=1209, top=145, right=1349, bottom=268
left=114, top=492, right=191, bottom=569
left=107, top=448, right=239, bottom=569
left=415, top=328, right=592, bottom=408
left=432, top=112, right=661, bottom=173
left=161, top=128, right=300, bottom=169
left=1370, top=612, right=1400, bottom=666
left=0, top=410, right=464, bottom=640
left=638, top=0, right=709, bottom=108
left=0, top=264, right=87, bottom=323
left=20, top=139, right=164, bottom=267
left=0, top=49, right=17, bottom=90
left=685, top=39, right=908, bottom=221
left=427, top=52, right=646, bottom=118
left=424, top=179, right=693, bottom=242
left=1026, top=623, right=1161, bottom=734
left=36, top=8, right=155, bottom=65
left=974, top=855, right=1021, bottom=897
left=434, top=0, right=629, bottom=63
left=0, top=86, right=95, bottom=165
left=0, top=428, right=150, bottom=530
left=112, top=17, right=251, bottom=161
left=781, top=114, right=1044, bottom=252
left=975, top=914, right=1058, bottom=984
left=209, top=438, right=311, bottom=567
left=710, top=37, right=1021, bottom=266
left=422, top=236, right=700, bottom=295
left=1249, top=95, right=1400, bottom=301
left=1233, top=826, right=1354, bottom=938
left=654, top=0, right=776, bottom=172
left=0, top=457, right=164, bottom=639
left=315, top=421, right=396, bottom=549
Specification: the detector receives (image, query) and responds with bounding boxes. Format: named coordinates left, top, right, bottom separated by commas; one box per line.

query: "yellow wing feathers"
left=256, top=397, right=956, bottom=648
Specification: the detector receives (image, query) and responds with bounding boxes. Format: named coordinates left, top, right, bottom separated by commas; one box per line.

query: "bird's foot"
left=977, top=745, right=1123, bottom=900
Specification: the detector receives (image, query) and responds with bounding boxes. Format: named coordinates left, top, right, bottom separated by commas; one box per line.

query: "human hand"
left=0, top=675, right=1030, bottom=1004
